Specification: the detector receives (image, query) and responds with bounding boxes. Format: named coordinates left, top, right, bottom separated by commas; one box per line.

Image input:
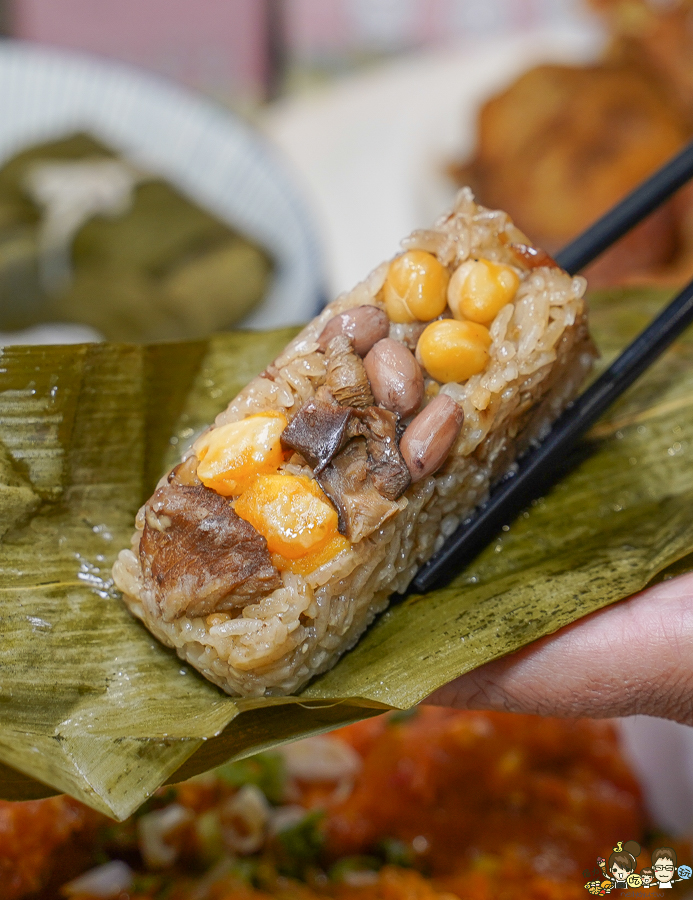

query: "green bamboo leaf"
left=0, top=287, right=691, bottom=819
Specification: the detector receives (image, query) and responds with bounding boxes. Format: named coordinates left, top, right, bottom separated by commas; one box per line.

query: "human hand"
left=426, top=570, right=693, bottom=725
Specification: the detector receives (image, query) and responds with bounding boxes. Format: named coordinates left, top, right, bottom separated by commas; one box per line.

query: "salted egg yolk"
left=193, top=412, right=287, bottom=497
left=233, top=474, right=339, bottom=559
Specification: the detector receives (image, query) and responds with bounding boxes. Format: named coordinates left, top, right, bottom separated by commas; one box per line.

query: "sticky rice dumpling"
left=113, top=190, right=595, bottom=697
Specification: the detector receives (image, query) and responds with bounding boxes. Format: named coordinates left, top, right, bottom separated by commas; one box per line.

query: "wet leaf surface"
left=1, top=289, right=691, bottom=819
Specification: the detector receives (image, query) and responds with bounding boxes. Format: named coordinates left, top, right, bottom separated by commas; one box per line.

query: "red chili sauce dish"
left=1, top=709, right=647, bottom=900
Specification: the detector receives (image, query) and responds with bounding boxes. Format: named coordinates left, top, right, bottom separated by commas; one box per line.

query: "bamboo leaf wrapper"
left=0, top=288, right=691, bottom=819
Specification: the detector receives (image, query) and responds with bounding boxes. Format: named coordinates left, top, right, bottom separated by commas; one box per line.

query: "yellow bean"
left=448, top=258, right=519, bottom=325
left=384, top=250, right=450, bottom=323
left=416, top=319, right=491, bottom=383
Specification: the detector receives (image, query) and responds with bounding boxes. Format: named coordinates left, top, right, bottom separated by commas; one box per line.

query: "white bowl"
left=0, top=40, right=326, bottom=333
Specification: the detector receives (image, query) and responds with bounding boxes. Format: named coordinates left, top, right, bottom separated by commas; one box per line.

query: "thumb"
left=426, top=571, right=693, bottom=724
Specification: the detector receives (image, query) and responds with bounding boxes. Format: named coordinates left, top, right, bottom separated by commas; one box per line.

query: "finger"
left=426, top=570, right=693, bottom=724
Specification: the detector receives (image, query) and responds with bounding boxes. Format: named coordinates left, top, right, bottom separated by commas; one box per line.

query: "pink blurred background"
left=9, top=0, right=590, bottom=103
left=13, top=0, right=269, bottom=100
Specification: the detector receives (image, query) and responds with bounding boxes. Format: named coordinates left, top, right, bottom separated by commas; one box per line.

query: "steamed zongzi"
left=113, top=190, right=595, bottom=697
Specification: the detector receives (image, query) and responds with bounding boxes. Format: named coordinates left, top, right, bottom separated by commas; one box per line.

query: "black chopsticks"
left=411, top=139, right=693, bottom=594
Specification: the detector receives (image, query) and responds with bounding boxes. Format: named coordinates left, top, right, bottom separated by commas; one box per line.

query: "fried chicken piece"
left=589, top=0, right=693, bottom=126
left=457, top=63, right=686, bottom=246
left=451, top=62, right=690, bottom=285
